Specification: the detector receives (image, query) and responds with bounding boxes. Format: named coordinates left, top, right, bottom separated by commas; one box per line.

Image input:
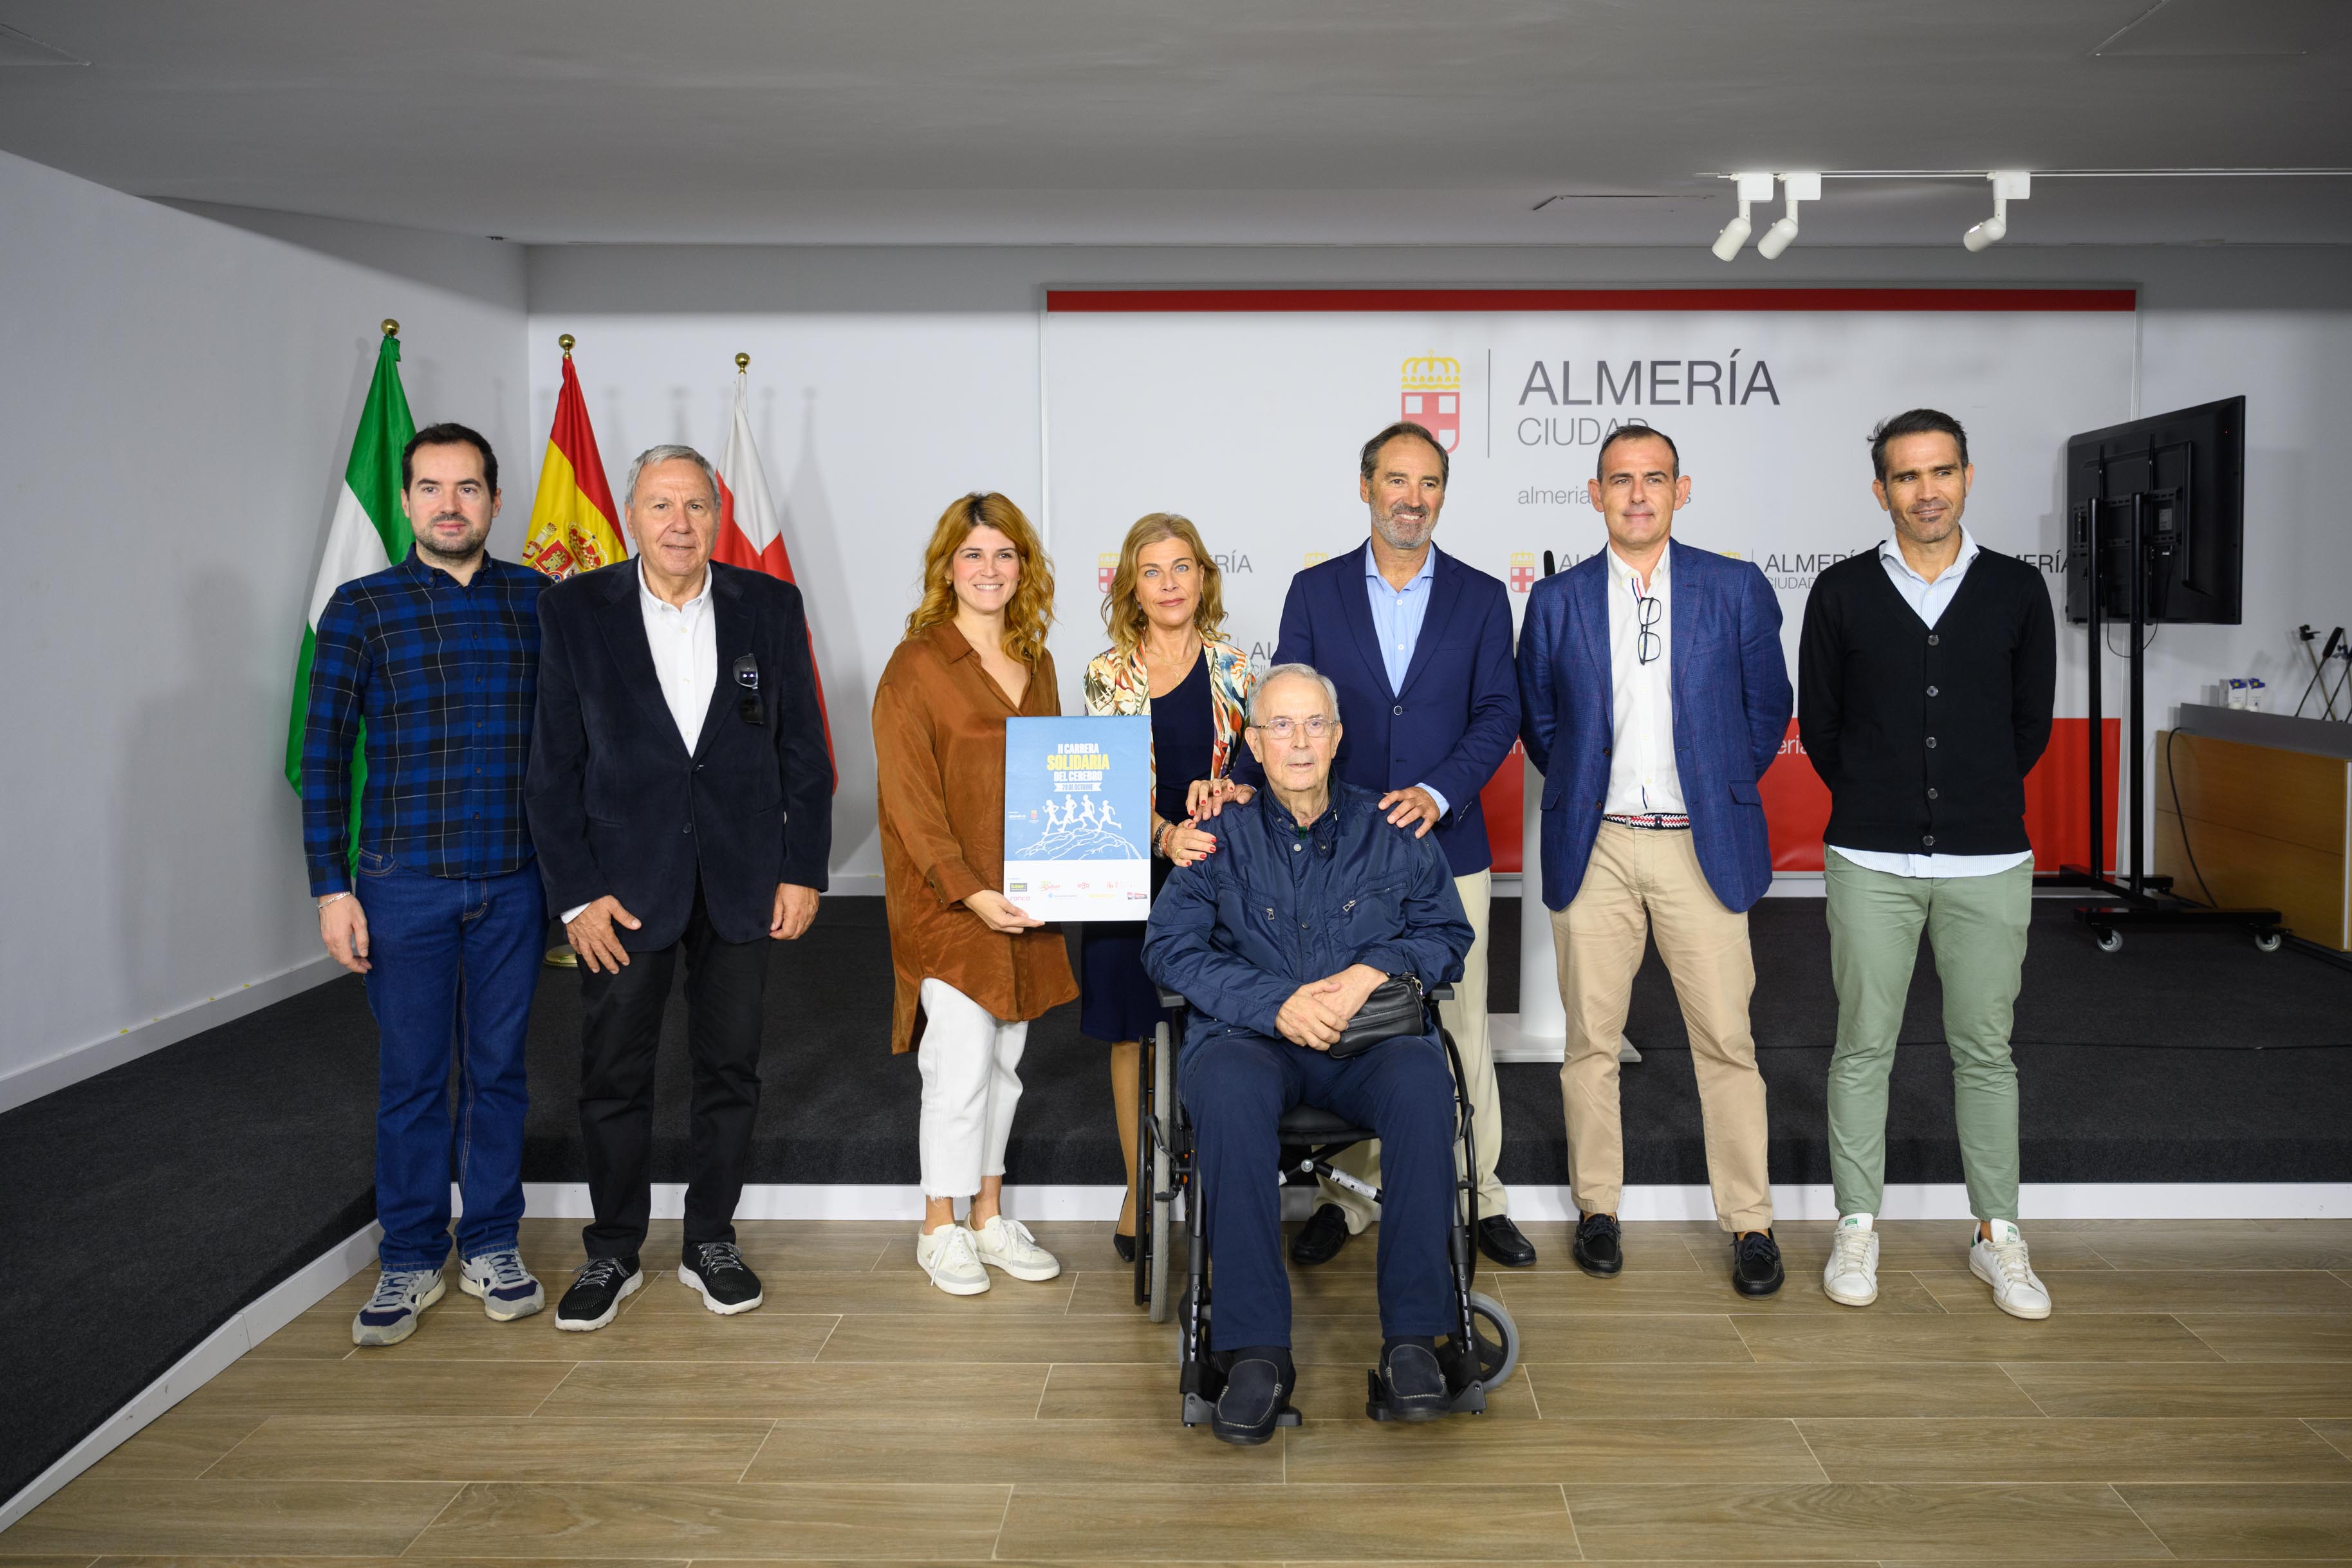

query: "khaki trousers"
left=1324, top=869, right=1510, bottom=1231
left=1550, top=823, right=1771, bottom=1232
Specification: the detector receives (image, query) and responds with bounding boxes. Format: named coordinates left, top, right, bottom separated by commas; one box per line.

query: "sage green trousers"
left=1824, top=849, right=2033, bottom=1222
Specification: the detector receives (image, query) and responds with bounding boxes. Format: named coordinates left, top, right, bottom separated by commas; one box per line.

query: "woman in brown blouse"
left=873, top=492, right=1079, bottom=1297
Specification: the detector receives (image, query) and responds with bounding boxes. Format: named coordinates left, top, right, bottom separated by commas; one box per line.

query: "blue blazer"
left=1516, top=539, right=1791, bottom=912
left=1260, top=544, right=1520, bottom=878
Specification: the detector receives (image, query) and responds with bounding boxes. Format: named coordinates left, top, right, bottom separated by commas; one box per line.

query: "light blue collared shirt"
left=1362, top=543, right=1449, bottom=816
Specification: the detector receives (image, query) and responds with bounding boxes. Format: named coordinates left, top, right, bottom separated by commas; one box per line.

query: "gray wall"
left=3, top=149, right=2347, bottom=1103
left=0, top=151, right=528, bottom=1096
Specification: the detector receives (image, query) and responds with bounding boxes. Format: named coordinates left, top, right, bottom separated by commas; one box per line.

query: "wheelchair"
left=1133, top=982, right=1521, bottom=1428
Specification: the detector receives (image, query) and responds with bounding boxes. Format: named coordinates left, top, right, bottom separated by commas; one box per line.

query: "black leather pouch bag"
left=1326, top=974, right=1426, bottom=1060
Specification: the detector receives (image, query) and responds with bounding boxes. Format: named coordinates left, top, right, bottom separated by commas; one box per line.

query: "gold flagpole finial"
left=735, top=351, right=750, bottom=372
left=381, top=318, right=399, bottom=338
left=559, top=333, right=576, bottom=356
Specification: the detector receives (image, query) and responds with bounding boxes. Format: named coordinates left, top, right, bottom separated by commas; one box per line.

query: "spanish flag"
left=523, top=337, right=626, bottom=579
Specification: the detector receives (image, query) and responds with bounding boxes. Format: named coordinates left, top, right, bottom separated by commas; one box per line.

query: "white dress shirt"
left=640, top=558, right=718, bottom=753
left=1827, top=527, right=2034, bottom=881
left=563, top=560, right=718, bottom=925
left=1603, top=544, right=1687, bottom=817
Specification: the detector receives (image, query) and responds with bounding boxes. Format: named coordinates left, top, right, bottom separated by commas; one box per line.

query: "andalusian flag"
left=717, top=359, right=837, bottom=787
left=523, top=338, right=626, bottom=578
left=284, top=322, right=414, bottom=793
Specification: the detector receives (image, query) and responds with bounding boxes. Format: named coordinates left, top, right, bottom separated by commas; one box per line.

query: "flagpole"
left=544, top=330, right=583, bottom=970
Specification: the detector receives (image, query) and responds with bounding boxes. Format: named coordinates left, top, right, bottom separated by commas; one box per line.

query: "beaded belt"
left=1604, top=812, right=1692, bottom=831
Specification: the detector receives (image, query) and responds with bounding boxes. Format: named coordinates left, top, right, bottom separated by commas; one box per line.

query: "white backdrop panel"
left=1042, top=293, right=2137, bottom=710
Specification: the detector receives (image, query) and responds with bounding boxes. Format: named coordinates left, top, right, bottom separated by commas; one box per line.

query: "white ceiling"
left=2, top=0, right=2347, bottom=246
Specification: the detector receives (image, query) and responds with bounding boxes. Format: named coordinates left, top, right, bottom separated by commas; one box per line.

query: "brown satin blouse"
left=873, top=622, right=1080, bottom=1054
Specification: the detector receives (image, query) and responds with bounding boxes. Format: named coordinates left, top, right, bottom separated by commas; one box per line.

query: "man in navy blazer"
left=1254, top=421, right=1532, bottom=1270
left=526, top=445, right=832, bottom=1333
left=1517, top=424, right=1792, bottom=1296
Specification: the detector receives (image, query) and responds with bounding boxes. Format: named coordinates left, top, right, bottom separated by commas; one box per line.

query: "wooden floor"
left=6, top=1217, right=2352, bottom=1563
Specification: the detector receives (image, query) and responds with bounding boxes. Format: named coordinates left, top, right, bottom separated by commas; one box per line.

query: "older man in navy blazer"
left=1518, top=423, right=1792, bottom=1296
left=1252, top=420, right=1530, bottom=1269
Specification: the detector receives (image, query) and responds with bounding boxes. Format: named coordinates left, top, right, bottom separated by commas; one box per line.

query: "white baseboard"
left=520, top=1180, right=2352, bottom=1225
left=0, top=1219, right=380, bottom=1534
left=0, top=954, right=345, bottom=1115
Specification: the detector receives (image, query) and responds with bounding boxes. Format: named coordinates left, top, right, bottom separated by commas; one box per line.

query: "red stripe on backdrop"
left=1048, top=288, right=2138, bottom=315
left=1477, top=721, right=2122, bottom=880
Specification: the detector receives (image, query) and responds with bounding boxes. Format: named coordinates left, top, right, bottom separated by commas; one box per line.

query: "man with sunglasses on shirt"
left=1516, top=424, right=1793, bottom=1296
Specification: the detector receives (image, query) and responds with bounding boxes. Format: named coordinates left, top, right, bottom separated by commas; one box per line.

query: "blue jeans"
left=1180, top=1026, right=1457, bottom=1350
left=354, top=854, right=544, bottom=1272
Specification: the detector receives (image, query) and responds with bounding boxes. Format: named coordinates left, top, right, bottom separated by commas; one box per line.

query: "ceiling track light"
left=1755, top=172, right=1820, bottom=261
left=1711, top=172, right=1777, bottom=260
left=1964, top=170, right=2032, bottom=252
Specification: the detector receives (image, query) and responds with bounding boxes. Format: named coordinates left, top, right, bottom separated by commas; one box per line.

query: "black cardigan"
left=1797, top=545, right=2057, bottom=856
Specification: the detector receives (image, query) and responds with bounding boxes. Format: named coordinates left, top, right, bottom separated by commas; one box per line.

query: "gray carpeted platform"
left=5, top=894, right=2349, bottom=1507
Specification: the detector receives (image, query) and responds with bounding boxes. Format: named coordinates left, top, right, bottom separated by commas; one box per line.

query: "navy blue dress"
left=1080, top=654, right=1215, bottom=1043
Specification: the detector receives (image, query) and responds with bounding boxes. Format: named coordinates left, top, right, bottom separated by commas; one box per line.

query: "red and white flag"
left=716, top=367, right=836, bottom=788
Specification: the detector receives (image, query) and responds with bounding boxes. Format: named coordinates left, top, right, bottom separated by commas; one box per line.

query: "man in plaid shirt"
left=302, top=422, right=551, bottom=1347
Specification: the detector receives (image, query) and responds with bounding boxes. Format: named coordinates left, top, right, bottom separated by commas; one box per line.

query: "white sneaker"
left=970, top=1214, right=1062, bottom=1282
left=1822, top=1213, right=1880, bottom=1307
left=916, top=1223, right=992, bottom=1296
left=1969, top=1220, right=2053, bottom=1320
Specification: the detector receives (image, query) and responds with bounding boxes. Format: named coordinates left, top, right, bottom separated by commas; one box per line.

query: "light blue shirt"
left=1828, top=526, right=2033, bottom=880
left=1362, top=543, right=1449, bottom=816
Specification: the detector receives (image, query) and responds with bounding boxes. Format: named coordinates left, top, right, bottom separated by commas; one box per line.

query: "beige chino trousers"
left=1324, top=869, right=1510, bottom=1231
left=1550, top=823, right=1772, bottom=1233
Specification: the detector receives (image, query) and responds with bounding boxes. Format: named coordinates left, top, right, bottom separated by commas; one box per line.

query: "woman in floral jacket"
left=1080, top=513, right=1255, bottom=1259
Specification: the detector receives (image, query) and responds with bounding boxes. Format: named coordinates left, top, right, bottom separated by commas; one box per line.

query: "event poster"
left=1002, top=715, right=1151, bottom=923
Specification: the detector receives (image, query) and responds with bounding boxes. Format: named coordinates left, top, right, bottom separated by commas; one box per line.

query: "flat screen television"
left=2064, top=395, right=2245, bottom=625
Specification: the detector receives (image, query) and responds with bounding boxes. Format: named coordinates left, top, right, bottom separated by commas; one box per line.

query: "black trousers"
left=576, top=881, right=768, bottom=1259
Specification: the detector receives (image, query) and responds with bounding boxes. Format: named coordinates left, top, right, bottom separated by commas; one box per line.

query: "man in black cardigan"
left=1797, top=409, right=2057, bottom=1321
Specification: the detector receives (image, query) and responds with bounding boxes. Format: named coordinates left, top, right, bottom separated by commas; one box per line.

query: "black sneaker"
left=681, top=1241, right=764, bottom=1314
left=1210, top=1347, right=1293, bottom=1447
left=554, top=1255, right=642, bottom=1331
left=1571, top=1211, right=1624, bottom=1277
left=1378, top=1337, right=1450, bottom=1423
left=1732, top=1229, right=1785, bottom=1297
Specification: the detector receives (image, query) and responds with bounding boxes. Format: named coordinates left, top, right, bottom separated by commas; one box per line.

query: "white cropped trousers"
left=916, top=977, right=1028, bottom=1199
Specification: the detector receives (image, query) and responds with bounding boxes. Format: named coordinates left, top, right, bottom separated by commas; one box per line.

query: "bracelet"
left=317, top=891, right=351, bottom=909
left=1152, top=821, right=1169, bottom=858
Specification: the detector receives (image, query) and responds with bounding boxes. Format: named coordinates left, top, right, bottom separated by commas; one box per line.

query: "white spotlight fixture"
left=1964, top=170, right=2032, bottom=252
left=1711, top=171, right=1777, bottom=261
left=1755, top=172, right=1820, bottom=261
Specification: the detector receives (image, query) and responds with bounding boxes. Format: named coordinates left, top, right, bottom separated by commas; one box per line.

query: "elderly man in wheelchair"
left=1141, top=662, right=1515, bottom=1446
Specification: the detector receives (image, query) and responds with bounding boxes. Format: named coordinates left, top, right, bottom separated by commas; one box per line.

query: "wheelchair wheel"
left=1144, top=1021, right=1174, bottom=1322
left=1467, top=1290, right=1519, bottom=1392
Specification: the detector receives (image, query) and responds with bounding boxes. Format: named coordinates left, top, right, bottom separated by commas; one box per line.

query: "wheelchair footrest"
left=1182, top=1391, right=1301, bottom=1429
left=1363, top=1369, right=1489, bottom=1421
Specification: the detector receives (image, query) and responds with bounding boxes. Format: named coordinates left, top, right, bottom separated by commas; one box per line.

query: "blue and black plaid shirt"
left=302, top=551, right=549, bottom=896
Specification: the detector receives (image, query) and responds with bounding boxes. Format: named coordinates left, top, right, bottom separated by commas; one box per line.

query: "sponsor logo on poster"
left=1508, top=551, right=1539, bottom=593
left=1400, top=356, right=1462, bottom=452
left=1098, top=551, right=1119, bottom=593
left=1212, top=551, right=1252, bottom=574
left=1304, top=551, right=1329, bottom=567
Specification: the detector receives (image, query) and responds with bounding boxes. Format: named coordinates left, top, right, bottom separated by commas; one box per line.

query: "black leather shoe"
left=1571, top=1212, right=1624, bottom=1277
left=1210, top=1349, right=1292, bottom=1446
left=1112, top=1231, right=1136, bottom=1264
left=1379, top=1338, right=1450, bottom=1423
left=1289, top=1203, right=1351, bottom=1266
left=1477, top=1215, right=1538, bottom=1269
left=1731, top=1229, right=1785, bottom=1297
left=680, top=1241, right=764, bottom=1314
